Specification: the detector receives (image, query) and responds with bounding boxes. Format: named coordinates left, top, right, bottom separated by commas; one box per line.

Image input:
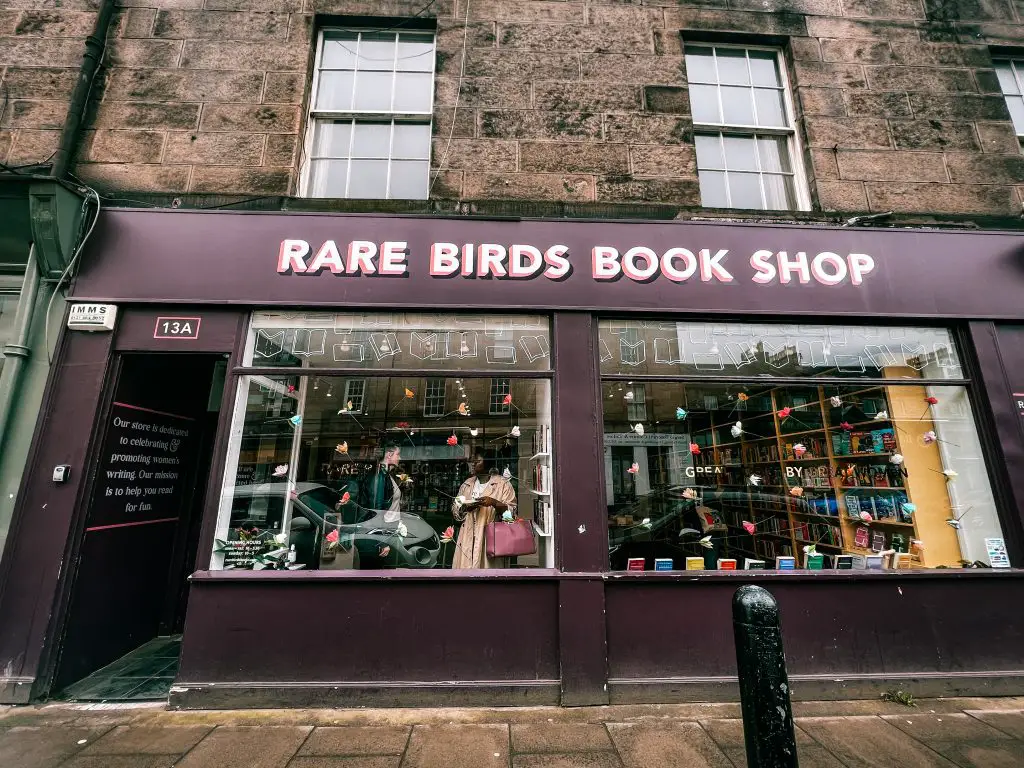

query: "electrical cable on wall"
left=429, top=0, right=470, bottom=196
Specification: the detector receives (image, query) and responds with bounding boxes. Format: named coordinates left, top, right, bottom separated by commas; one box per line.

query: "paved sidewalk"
left=2, top=697, right=1024, bottom=767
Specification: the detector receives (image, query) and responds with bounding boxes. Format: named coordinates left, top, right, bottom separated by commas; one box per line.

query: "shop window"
left=994, top=58, right=1024, bottom=151
left=684, top=44, right=809, bottom=211
left=423, top=377, right=446, bottom=417
left=215, top=313, right=555, bottom=571
left=601, top=320, right=1008, bottom=572
left=304, top=29, right=435, bottom=199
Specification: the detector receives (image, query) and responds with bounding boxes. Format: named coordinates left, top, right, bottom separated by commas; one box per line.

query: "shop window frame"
left=993, top=56, right=1024, bottom=152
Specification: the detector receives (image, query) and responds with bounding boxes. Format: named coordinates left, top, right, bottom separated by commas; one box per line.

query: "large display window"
left=601, top=321, right=1008, bottom=572
left=212, top=312, right=554, bottom=571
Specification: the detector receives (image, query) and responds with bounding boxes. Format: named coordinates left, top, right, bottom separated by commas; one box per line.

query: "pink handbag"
left=486, top=517, right=537, bottom=558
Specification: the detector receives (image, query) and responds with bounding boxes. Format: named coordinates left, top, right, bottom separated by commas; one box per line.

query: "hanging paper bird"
left=778, top=406, right=792, bottom=419
left=335, top=442, right=348, bottom=454
left=698, top=535, right=714, bottom=549
left=379, top=545, right=391, bottom=557
left=640, top=517, right=652, bottom=529
left=503, top=393, right=512, bottom=405
left=859, top=511, right=873, bottom=522
left=840, top=421, right=854, bottom=431
left=926, top=396, right=939, bottom=405
left=923, top=430, right=937, bottom=444
left=633, top=424, right=645, bottom=436
left=511, top=426, right=521, bottom=438
left=830, top=395, right=843, bottom=407
left=502, top=467, right=512, bottom=480
left=737, top=393, right=750, bottom=402
left=946, top=506, right=972, bottom=530
left=742, top=521, right=756, bottom=535
left=396, top=421, right=411, bottom=429
left=682, top=488, right=698, bottom=500
left=942, top=469, right=958, bottom=480
left=287, top=384, right=296, bottom=393
left=731, top=421, right=743, bottom=438
left=675, top=407, right=687, bottom=420
left=874, top=410, right=889, bottom=420
left=338, top=491, right=351, bottom=505
left=627, top=462, right=639, bottom=474
left=624, top=391, right=634, bottom=401
left=289, top=414, right=302, bottom=427
left=793, top=443, right=807, bottom=457
left=272, top=464, right=288, bottom=477
left=890, top=453, right=904, bottom=465
left=748, top=474, right=763, bottom=486
left=404, top=388, right=415, bottom=399
left=447, top=434, right=458, bottom=446
left=901, top=502, right=916, bottom=516
left=789, top=486, right=804, bottom=497
left=469, top=428, right=479, bottom=437
left=458, top=402, right=469, bottom=415
left=689, top=443, right=701, bottom=455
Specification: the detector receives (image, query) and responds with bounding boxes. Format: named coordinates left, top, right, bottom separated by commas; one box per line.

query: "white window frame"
left=993, top=57, right=1024, bottom=151
left=423, top=377, right=446, bottom=417
left=300, top=27, right=436, bottom=199
left=343, top=378, right=366, bottom=413
left=489, top=378, right=512, bottom=415
left=684, top=43, right=811, bottom=212
left=626, top=384, right=648, bottom=422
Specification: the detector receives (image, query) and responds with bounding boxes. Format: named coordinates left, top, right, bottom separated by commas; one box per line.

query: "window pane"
left=315, top=71, right=354, bottom=111
left=716, top=48, right=750, bottom=85
left=312, top=121, right=352, bottom=158
left=393, top=72, right=433, bottom=113
left=762, top=173, right=796, bottom=210
left=214, top=374, right=555, bottom=571
left=601, top=377, right=1003, bottom=572
left=722, top=135, right=758, bottom=171
left=597, top=321, right=965, bottom=379
left=698, top=170, right=729, bottom=207
left=754, top=88, right=787, bottom=127
left=721, top=86, right=756, bottom=125
left=355, top=33, right=396, bottom=71
left=1006, top=96, right=1024, bottom=135
left=353, top=71, right=394, bottom=111
left=397, top=35, right=435, bottom=72
left=727, top=171, right=763, bottom=209
left=248, top=312, right=553, bottom=372
left=321, top=37, right=358, bottom=69
left=684, top=46, right=716, bottom=83
left=994, top=61, right=1020, bottom=95
left=756, top=135, right=792, bottom=173
left=350, top=122, right=392, bottom=158
left=389, top=160, right=429, bottom=199
left=348, top=158, right=389, bottom=198
left=392, top=123, right=431, bottom=159
left=690, top=84, right=721, bottom=123
left=308, top=159, right=348, bottom=197
left=748, top=49, right=782, bottom=87
left=694, top=134, right=724, bottom=169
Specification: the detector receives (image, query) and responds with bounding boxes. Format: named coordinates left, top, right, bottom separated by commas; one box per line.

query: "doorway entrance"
left=51, top=353, right=224, bottom=700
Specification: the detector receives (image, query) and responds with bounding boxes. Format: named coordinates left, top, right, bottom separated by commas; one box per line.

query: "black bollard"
left=732, top=585, right=799, bottom=768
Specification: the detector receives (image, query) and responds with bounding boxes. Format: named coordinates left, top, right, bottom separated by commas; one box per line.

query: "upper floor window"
left=304, top=29, right=435, bottom=200
left=423, top=377, right=446, bottom=417
left=994, top=58, right=1024, bottom=151
left=684, top=45, right=808, bottom=212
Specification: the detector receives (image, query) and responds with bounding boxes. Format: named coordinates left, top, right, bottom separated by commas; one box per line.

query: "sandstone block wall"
left=1, top=0, right=1022, bottom=215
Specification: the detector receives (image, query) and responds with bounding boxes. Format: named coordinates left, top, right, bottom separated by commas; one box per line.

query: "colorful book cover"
left=685, top=557, right=705, bottom=571
left=717, top=558, right=737, bottom=570
left=871, top=531, right=886, bottom=552
left=654, top=558, right=673, bottom=571
left=854, top=526, right=870, bottom=549
left=626, top=557, right=645, bottom=571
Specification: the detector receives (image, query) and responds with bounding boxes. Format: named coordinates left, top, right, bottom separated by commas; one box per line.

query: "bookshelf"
left=690, top=382, right=945, bottom=568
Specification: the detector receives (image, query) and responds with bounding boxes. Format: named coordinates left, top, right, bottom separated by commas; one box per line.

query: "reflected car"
left=230, top=482, right=440, bottom=569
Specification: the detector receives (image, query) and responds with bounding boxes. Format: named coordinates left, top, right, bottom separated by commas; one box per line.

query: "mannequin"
left=451, top=450, right=517, bottom=569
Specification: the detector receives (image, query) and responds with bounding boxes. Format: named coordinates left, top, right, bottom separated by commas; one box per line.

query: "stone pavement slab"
left=882, top=714, right=1024, bottom=768
left=964, top=710, right=1024, bottom=739
left=59, top=756, right=178, bottom=768
left=511, top=723, right=615, bottom=754
left=511, top=753, right=623, bottom=768
left=298, top=726, right=411, bottom=756
left=700, top=718, right=843, bottom=768
left=175, top=725, right=312, bottom=768
left=606, top=722, right=733, bottom=768
left=402, top=724, right=509, bottom=768
left=0, top=725, right=112, bottom=768
left=79, top=723, right=213, bottom=754
left=288, top=758, right=401, bottom=768
left=797, top=716, right=959, bottom=768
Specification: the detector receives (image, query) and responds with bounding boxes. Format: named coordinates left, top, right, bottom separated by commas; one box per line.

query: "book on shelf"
left=654, top=558, right=673, bottom=571
left=806, top=553, right=825, bottom=570
left=744, top=558, right=766, bottom=569
left=626, top=557, right=645, bottom=571
left=717, top=558, right=737, bottom=570
left=776, top=556, right=796, bottom=570
left=834, top=554, right=854, bottom=570
left=685, top=556, right=704, bottom=571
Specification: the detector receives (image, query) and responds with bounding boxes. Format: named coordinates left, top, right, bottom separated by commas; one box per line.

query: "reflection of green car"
left=230, top=483, right=440, bottom=569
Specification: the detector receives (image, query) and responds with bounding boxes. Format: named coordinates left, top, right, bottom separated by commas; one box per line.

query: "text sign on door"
left=154, top=316, right=201, bottom=340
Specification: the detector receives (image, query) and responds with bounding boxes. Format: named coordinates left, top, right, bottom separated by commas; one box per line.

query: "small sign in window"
left=154, top=316, right=201, bottom=340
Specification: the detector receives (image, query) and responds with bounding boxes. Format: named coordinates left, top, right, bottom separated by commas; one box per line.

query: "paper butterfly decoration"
left=458, top=402, right=469, bottom=415
left=830, top=396, right=843, bottom=407
left=447, top=435, right=458, bottom=446
left=441, top=526, right=455, bottom=543
left=633, top=424, right=645, bottom=436
left=689, top=443, right=701, bottom=455
left=748, top=474, right=762, bottom=486
left=510, top=426, right=521, bottom=438
left=338, top=491, right=351, bottom=505
left=272, top=464, right=288, bottom=477
left=502, top=467, right=512, bottom=479
left=503, top=393, right=512, bottom=405
left=347, top=400, right=354, bottom=411
left=923, top=431, right=937, bottom=444
left=624, top=391, right=634, bottom=401
left=640, top=517, right=652, bottom=529
left=289, top=414, right=302, bottom=427
left=379, top=545, right=391, bottom=557
left=627, top=462, right=639, bottom=474
left=890, top=453, right=905, bottom=465
left=469, top=428, right=479, bottom=437
left=874, top=410, right=889, bottom=420
left=404, top=388, right=415, bottom=399
left=789, top=486, right=804, bottom=497
left=840, top=422, right=854, bottom=431
left=742, top=521, right=756, bottom=535
left=675, top=407, right=687, bottom=420
left=698, top=535, right=714, bottom=549
left=731, top=422, right=743, bottom=438
left=737, top=393, right=750, bottom=402
left=926, top=396, right=939, bottom=405
left=793, top=443, right=806, bottom=457
left=335, top=442, right=348, bottom=454
left=902, top=503, right=917, bottom=515
left=778, top=406, right=792, bottom=419
left=682, top=488, right=698, bottom=500
left=325, top=529, right=339, bottom=545
left=396, top=522, right=409, bottom=537
left=287, top=384, right=296, bottom=393
left=859, top=511, right=873, bottom=522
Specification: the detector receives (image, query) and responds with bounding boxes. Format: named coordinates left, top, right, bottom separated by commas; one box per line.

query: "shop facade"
left=1, top=207, right=1024, bottom=707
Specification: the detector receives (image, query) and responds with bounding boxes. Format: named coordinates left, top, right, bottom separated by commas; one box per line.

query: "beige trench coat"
left=451, top=473, right=518, bottom=569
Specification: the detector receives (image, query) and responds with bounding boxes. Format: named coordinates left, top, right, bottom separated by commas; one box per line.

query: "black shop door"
left=52, top=353, right=223, bottom=696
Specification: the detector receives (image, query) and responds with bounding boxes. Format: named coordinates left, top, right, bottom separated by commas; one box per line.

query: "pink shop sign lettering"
left=277, top=238, right=876, bottom=287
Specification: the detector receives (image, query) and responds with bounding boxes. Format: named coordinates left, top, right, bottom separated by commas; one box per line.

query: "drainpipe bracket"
left=2, top=344, right=31, bottom=360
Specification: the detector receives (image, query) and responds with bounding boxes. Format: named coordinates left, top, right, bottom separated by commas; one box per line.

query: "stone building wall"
left=1, top=0, right=1022, bottom=215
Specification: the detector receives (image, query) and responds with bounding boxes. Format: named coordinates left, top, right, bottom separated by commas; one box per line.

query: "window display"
left=602, top=321, right=1005, bottom=572
left=212, top=313, right=554, bottom=571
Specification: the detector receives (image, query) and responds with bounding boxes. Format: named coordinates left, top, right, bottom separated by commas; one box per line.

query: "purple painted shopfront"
left=1, top=207, right=1023, bottom=707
